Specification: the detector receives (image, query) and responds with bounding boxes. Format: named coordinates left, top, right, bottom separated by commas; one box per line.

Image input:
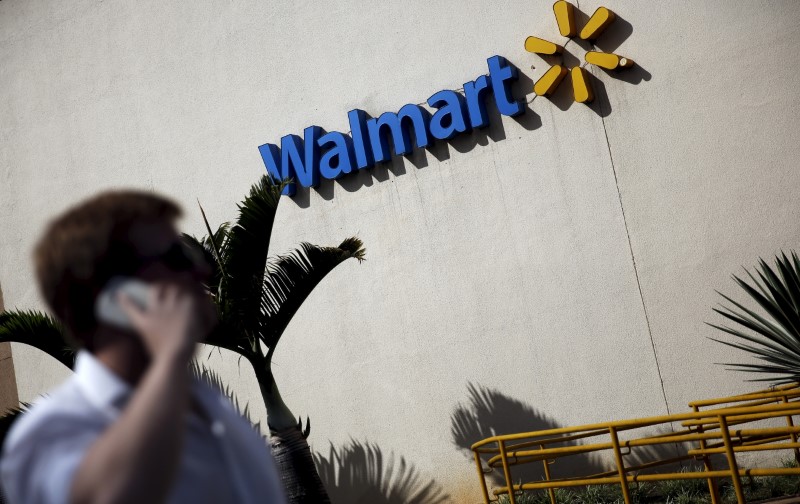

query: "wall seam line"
left=598, top=94, right=671, bottom=416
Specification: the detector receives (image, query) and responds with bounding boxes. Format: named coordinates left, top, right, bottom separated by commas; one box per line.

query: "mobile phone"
left=95, top=277, right=151, bottom=330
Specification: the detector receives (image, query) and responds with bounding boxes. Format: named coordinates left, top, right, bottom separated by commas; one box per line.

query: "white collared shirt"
left=0, top=351, right=286, bottom=504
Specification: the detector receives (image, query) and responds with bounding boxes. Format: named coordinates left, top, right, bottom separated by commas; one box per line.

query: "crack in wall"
left=596, top=79, right=672, bottom=416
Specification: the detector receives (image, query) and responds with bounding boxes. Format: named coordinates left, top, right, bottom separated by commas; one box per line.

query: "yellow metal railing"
left=471, top=384, right=800, bottom=504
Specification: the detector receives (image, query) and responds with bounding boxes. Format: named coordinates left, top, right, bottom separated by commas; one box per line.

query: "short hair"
left=34, top=191, right=181, bottom=346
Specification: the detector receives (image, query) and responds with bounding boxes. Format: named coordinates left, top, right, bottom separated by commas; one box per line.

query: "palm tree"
left=184, top=175, right=364, bottom=502
left=0, top=175, right=365, bottom=503
left=708, top=251, right=800, bottom=384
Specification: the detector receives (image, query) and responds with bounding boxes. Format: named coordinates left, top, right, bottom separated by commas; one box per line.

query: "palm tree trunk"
left=269, top=425, right=331, bottom=504
left=255, top=365, right=330, bottom=504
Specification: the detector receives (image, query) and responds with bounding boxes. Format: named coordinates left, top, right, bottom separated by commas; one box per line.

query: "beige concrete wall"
left=0, top=344, right=18, bottom=414
left=2, top=0, right=799, bottom=500
left=0, top=285, right=19, bottom=413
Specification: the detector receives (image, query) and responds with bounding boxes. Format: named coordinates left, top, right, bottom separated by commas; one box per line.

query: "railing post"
left=781, top=395, right=800, bottom=464
left=473, top=450, right=491, bottom=504
left=692, top=405, right=720, bottom=504
left=498, top=441, right=517, bottom=504
left=540, top=444, right=557, bottom=504
left=718, top=414, right=745, bottom=503
left=608, top=427, right=632, bottom=504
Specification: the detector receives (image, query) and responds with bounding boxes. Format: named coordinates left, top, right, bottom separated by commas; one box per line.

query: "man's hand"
left=71, top=284, right=198, bottom=504
left=118, top=284, right=196, bottom=362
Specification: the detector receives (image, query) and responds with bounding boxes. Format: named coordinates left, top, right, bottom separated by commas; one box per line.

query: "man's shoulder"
left=3, top=378, right=99, bottom=454
left=0, top=378, right=108, bottom=504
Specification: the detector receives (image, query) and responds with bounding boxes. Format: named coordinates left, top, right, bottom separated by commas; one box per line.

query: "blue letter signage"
left=258, top=55, right=522, bottom=196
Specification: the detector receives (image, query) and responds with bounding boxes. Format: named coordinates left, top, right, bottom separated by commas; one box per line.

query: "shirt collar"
left=73, top=350, right=219, bottom=420
left=74, top=350, right=133, bottom=418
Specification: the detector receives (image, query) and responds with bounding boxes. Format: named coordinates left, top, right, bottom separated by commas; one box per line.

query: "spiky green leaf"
left=709, top=252, right=800, bottom=384
left=260, top=238, right=365, bottom=351
left=0, top=310, right=74, bottom=370
left=219, top=177, right=286, bottom=351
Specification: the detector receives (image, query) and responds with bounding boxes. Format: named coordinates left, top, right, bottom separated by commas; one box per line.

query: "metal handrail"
left=471, top=385, right=800, bottom=504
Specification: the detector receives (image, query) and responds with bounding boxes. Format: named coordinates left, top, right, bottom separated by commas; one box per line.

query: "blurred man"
left=1, top=191, right=286, bottom=503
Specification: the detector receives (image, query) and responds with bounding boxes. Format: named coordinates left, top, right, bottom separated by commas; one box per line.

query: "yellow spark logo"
left=525, top=1, right=634, bottom=103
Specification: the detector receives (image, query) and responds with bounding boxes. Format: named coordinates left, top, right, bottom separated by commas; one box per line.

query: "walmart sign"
left=258, top=56, right=523, bottom=196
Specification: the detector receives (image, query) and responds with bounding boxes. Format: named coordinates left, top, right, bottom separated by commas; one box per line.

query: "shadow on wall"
left=451, top=383, right=686, bottom=489
left=289, top=7, right=652, bottom=208
left=451, top=383, right=605, bottom=483
left=528, top=8, right=651, bottom=117
left=291, top=73, right=542, bottom=210
left=314, top=439, right=449, bottom=504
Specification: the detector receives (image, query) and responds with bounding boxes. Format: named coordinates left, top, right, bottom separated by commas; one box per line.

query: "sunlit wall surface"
left=2, top=1, right=800, bottom=501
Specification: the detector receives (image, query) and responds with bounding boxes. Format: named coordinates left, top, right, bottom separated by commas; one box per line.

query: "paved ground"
left=753, top=495, right=800, bottom=504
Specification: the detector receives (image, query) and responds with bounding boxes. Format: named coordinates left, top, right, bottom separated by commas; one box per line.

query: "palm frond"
left=202, top=316, right=261, bottom=363
left=715, top=290, right=800, bottom=355
left=709, top=252, right=800, bottom=384
left=183, top=216, right=231, bottom=286
left=738, top=266, right=800, bottom=342
left=260, top=238, right=365, bottom=350
left=197, top=202, right=229, bottom=280
left=195, top=176, right=361, bottom=359
left=0, top=310, right=74, bottom=370
left=707, top=322, right=799, bottom=358
left=182, top=232, right=227, bottom=294
left=777, top=251, right=800, bottom=312
left=220, top=176, right=287, bottom=348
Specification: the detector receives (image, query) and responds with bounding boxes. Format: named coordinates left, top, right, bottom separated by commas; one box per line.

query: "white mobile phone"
left=95, top=277, right=151, bottom=330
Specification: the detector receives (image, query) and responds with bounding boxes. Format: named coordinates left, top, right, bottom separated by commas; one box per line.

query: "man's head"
left=34, top=191, right=208, bottom=348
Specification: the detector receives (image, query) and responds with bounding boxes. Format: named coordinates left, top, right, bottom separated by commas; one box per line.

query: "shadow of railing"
left=451, top=383, right=685, bottom=489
